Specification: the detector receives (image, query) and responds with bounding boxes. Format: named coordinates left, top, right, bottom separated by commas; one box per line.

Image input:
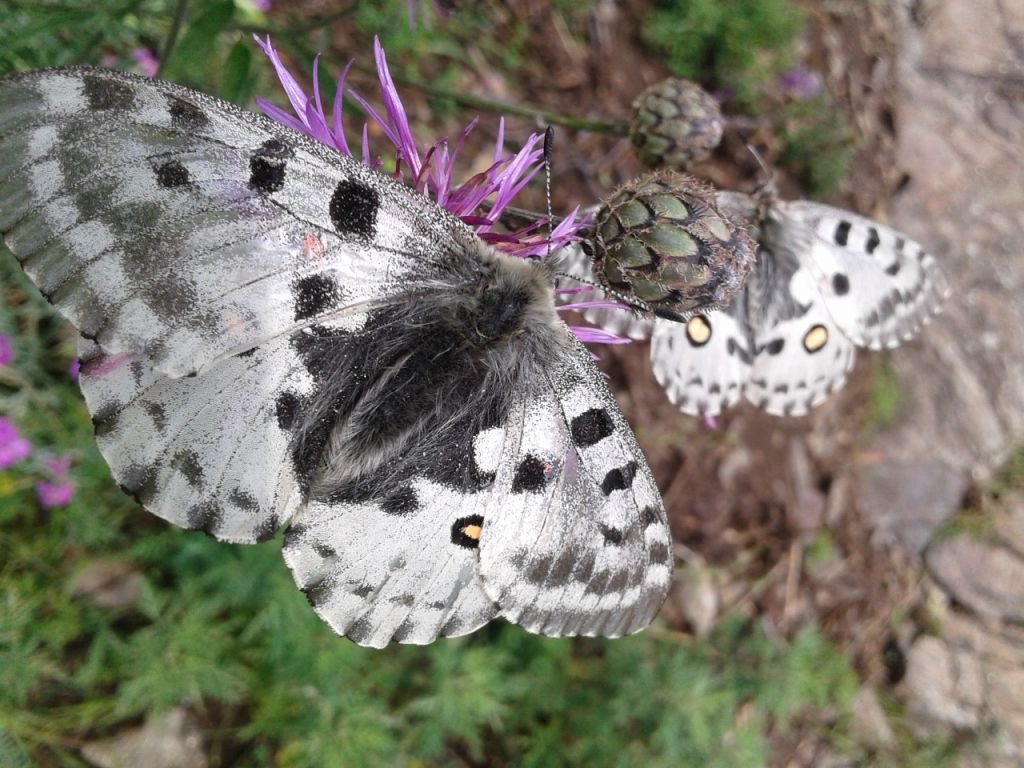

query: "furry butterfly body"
left=565, top=189, right=949, bottom=417
left=0, top=67, right=672, bottom=647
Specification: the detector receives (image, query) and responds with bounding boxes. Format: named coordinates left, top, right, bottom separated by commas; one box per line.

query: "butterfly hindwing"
left=480, top=331, right=672, bottom=638
left=743, top=267, right=856, bottom=416
left=650, top=310, right=750, bottom=417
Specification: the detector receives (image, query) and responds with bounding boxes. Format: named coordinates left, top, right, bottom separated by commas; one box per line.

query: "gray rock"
left=852, top=686, right=896, bottom=749
left=926, top=536, right=1024, bottom=623
left=857, top=457, right=968, bottom=555
left=903, top=635, right=985, bottom=737
left=81, top=708, right=207, bottom=768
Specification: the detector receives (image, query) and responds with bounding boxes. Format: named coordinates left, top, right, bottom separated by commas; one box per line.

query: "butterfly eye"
left=686, top=314, right=712, bottom=346
left=803, top=324, right=829, bottom=353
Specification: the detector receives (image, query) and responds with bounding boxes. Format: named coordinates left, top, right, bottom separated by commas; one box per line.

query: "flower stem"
left=157, top=0, right=189, bottom=78
left=390, top=73, right=631, bottom=136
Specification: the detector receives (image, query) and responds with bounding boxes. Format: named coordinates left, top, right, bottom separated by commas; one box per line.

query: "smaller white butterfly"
left=564, top=188, right=950, bottom=417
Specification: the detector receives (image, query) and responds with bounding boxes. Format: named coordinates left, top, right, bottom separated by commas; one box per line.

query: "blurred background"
left=1, top=1, right=1023, bottom=766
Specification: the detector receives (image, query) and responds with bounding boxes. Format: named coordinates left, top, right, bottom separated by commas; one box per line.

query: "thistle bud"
left=630, top=78, right=724, bottom=169
left=591, top=173, right=756, bottom=319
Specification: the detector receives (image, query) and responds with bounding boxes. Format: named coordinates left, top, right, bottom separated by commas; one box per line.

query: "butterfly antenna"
left=543, top=126, right=555, bottom=262
left=744, top=143, right=777, bottom=202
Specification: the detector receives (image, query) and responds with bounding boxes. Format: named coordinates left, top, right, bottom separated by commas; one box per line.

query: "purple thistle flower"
left=36, top=480, right=74, bottom=509
left=0, top=334, right=12, bottom=366
left=253, top=35, right=587, bottom=259
left=131, top=48, right=160, bottom=78
left=0, top=417, right=32, bottom=469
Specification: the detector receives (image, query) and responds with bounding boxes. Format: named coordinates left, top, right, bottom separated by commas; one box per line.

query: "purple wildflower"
left=131, top=48, right=160, bottom=78
left=35, top=453, right=75, bottom=508
left=0, top=334, right=12, bottom=366
left=0, top=417, right=31, bottom=469
left=778, top=67, right=823, bottom=100
left=69, top=357, right=80, bottom=381
left=36, top=480, right=74, bottom=509
left=252, top=0, right=272, bottom=11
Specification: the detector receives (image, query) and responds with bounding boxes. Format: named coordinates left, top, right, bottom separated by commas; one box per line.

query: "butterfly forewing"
left=780, top=201, right=950, bottom=350
left=1, top=67, right=673, bottom=647
left=0, top=67, right=459, bottom=379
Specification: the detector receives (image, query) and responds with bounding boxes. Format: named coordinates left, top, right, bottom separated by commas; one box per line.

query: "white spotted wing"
left=0, top=67, right=671, bottom=647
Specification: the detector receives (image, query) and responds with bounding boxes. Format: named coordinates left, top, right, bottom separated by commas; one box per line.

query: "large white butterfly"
left=0, top=67, right=672, bottom=647
left=565, top=188, right=949, bottom=417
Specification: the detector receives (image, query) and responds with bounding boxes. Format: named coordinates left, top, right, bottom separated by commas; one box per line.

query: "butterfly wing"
left=743, top=265, right=856, bottom=416
left=0, top=67, right=458, bottom=379
left=776, top=200, right=949, bottom=350
left=649, top=305, right=751, bottom=417
left=479, top=330, right=671, bottom=638
left=2, top=68, right=671, bottom=646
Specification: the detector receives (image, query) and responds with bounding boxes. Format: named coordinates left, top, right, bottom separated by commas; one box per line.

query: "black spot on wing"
left=600, top=524, right=625, bottom=545
left=727, top=337, right=753, bottom=366
left=865, top=227, right=881, bottom=254
left=142, top=401, right=167, bottom=432
left=82, top=74, right=134, bottom=111
left=301, top=575, right=335, bottom=609
left=253, top=515, right=280, bottom=543
left=451, top=514, right=485, bottom=549
left=833, top=220, right=851, bottom=247
left=649, top=541, right=671, bottom=565
left=118, top=463, right=158, bottom=507
left=293, top=273, right=343, bottom=321
left=381, top=485, right=418, bottom=516
left=512, top=455, right=547, bottom=493
left=249, top=138, right=294, bottom=194
left=167, top=95, right=209, bottom=129
left=154, top=159, right=190, bottom=188
left=171, top=449, right=204, bottom=487
left=885, top=261, right=901, bottom=276
left=570, top=408, right=614, bottom=447
left=640, top=505, right=662, bottom=528
left=275, top=391, right=301, bottom=431
left=764, top=338, right=785, bottom=355
left=832, top=273, right=850, bottom=296
left=329, top=178, right=379, bottom=238
left=91, top=402, right=120, bottom=439
left=600, top=461, right=638, bottom=496
left=229, top=489, right=260, bottom=513
left=585, top=568, right=629, bottom=596
left=185, top=501, right=223, bottom=535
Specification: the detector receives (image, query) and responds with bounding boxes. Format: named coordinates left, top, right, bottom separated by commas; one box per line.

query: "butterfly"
left=564, top=188, right=949, bottom=417
left=0, top=67, right=672, bottom=648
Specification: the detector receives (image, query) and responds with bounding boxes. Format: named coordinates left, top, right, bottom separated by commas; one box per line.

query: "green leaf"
left=220, top=40, right=252, bottom=104
left=164, top=1, right=235, bottom=80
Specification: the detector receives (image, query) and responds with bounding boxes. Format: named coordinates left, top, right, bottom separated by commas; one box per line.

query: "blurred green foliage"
left=641, top=0, right=804, bottom=105
left=0, top=2, right=946, bottom=765
left=641, top=0, right=853, bottom=194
